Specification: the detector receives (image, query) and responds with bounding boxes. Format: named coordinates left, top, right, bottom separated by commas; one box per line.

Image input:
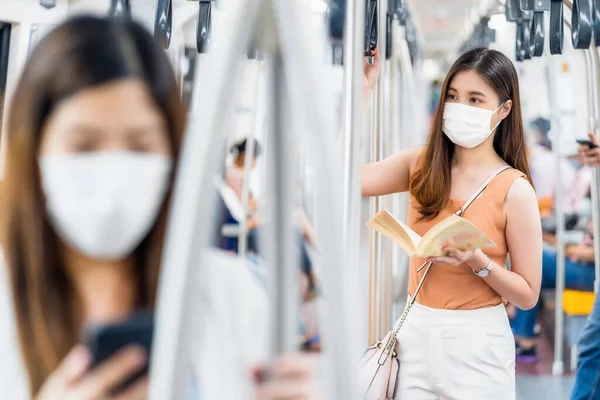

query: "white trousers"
left=394, top=301, right=516, bottom=400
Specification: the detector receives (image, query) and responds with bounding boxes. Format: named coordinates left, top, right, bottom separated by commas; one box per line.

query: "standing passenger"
left=0, top=15, right=319, bottom=400
left=571, top=132, right=600, bottom=400
left=362, top=48, right=542, bottom=400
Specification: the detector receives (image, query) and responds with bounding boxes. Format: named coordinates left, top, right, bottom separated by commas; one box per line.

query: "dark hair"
left=230, top=138, right=262, bottom=158
left=530, top=117, right=550, bottom=136
left=1, top=15, right=185, bottom=392
left=530, top=117, right=552, bottom=150
left=410, top=48, right=532, bottom=220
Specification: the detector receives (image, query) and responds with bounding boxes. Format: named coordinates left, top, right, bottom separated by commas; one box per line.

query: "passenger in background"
left=225, top=138, right=262, bottom=211
left=512, top=222, right=596, bottom=362
left=0, top=16, right=319, bottom=400
left=222, top=139, right=320, bottom=350
left=525, top=117, right=576, bottom=216
left=569, top=132, right=600, bottom=400
left=429, top=78, right=442, bottom=115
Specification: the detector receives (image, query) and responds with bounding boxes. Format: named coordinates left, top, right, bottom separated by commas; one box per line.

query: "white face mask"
left=442, top=102, right=505, bottom=148
left=40, top=151, right=173, bottom=260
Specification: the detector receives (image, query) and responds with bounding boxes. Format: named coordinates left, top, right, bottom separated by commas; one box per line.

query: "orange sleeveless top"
left=406, top=167, right=526, bottom=310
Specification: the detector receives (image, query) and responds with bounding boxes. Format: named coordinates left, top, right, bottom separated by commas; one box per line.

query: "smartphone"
left=84, top=311, right=154, bottom=394
left=576, top=139, right=599, bottom=149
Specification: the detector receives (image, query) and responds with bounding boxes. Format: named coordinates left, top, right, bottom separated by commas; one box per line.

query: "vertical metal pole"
left=385, top=17, right=399, bottom=328
left=341, top=0, right=365, bottom=245
left=271, top=0, right=359, bottom=396
left=376, top=0, right=392, bottom=334
left=368, top=98, right=381, bottom=342
left=590, top=48, right=600, bottom=295
left=148, top=1, right=263, bottom=397
left=262, top=52, right=298, bottom=355
left=238, top=62, right=261, bottom=256
left=375, top=0, right=392, bottom=337
left=549, top=52, right=565, bottom=376
left=341, top=0, right=366, bottom=349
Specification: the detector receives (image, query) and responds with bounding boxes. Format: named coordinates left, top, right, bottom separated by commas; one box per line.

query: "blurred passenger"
left=570, top=133, right=600, bottom=400
left=525, top=117, right=577, bottom=216
left=0, top=16, right=319, bottom=400
left=512, top=223, right=596, bottom=362
left=429, top=79, right=442, bottom=115
left=225, top=138, right=262, bottom=210
left=362, top=48, right=542, bottom=399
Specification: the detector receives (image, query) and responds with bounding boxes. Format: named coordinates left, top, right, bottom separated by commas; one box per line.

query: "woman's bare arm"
left=469, top=178, right=543, bottom=310
left=361, top=147, right=422, bottom=197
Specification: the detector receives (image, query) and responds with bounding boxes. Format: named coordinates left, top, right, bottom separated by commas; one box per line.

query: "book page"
left=415, top=215, right=496, bottom=257
left=367, top=210, right=422, bottom=256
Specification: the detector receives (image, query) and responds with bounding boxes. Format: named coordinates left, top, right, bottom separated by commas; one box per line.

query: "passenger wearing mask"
left=569, top=132, right=600, bottom=400
left=0, top=16, right=319, bottom=400
left=362, top=48, right=542, bottom=399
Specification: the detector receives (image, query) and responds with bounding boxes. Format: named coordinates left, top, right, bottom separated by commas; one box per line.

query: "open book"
left=367, top=210, right=496, bottom=257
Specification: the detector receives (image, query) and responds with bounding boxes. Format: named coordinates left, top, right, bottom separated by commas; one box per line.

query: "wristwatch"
left=473, top=257, right=493, bottom=278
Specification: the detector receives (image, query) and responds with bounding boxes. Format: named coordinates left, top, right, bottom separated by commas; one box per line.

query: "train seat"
left=563, top=289, right=595, bottom=316
left=563, top=289, right=595, bottom=370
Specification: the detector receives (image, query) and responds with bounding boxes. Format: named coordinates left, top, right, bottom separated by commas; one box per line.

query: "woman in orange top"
left=362, top=48, right=542, bottom=399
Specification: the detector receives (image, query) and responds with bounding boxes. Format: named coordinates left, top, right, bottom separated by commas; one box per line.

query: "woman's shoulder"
left=405, top=146, right=426, bottom=174
left=502, top=170, right=538, bottom=214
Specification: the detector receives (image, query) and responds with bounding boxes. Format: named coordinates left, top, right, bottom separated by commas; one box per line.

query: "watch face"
left=477, top=268, right=490, bottom=278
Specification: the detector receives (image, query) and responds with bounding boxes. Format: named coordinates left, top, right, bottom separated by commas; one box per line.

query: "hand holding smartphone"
left=35, top=313, right=152, bottom=400
left=84, top=311, right=154, bottom=395
left=576, top=139, right=599, bottom=149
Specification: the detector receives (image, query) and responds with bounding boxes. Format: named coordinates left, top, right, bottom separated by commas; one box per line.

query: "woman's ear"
left=500, top=100, right=513, bottom=120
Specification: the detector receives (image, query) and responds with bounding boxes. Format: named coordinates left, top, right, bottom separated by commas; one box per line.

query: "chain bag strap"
left=380, top=165, right=511, bottom=363
left=359, top=166, right=511, bottom=399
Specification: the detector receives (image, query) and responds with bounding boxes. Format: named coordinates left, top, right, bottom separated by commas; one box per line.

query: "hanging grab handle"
left=529, top=12, right=545, bottom=56
left=550, top=0, right=564, bottom=54
left=593, top=0, right=600, bottom=46
left=197, top=1, right=212, bottom=53
left=39, top=0, right=56, bottom=9
left=109, top=0, right=132, bottom=19
left=328, top=0, right=346, bottom=41
left=506, top=0, right=520, bottom=22
left=520, top=0, right=549, bottom=57
left=572, top=0, right=593, bottom=49
left=364, top=0, right=378, bottom=56
left=385, top=11, right=392, bottom=60
left=154, top=0, right=173, bottom=49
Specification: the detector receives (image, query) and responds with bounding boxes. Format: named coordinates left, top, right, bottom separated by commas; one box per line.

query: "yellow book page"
left=415, top=214, right=496, bottom=257
left=367, top=210, right=422, bottom=256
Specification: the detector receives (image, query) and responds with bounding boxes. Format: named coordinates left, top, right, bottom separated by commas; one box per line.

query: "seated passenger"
left=570, top=133, right=600, bottom=400
left=511, top=225, right=596, bottom=362
left=0, top=16, right=319, bottom=400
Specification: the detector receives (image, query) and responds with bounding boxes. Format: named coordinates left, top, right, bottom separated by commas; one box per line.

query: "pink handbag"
left=357, top=166, right=510, bottom=399
left=357, top=261, right=431, bottom=400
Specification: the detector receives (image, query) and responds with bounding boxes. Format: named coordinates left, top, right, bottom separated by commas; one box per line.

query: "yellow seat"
left=538, top=196, right=553, bottom=218
left=563, top=289, right=595, bottom=316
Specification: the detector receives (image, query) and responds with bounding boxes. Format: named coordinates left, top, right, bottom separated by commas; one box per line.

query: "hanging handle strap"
left=385, top=165, right=512, bottom=345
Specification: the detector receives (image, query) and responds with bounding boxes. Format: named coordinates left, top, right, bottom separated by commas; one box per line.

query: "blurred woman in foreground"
left=0, top=15, right=319, bottom=400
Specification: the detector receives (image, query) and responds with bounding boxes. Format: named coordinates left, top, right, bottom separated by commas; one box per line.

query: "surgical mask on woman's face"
left=442, top=102, right=505, bottom=148
left=40, top=151, right=173, bottom=260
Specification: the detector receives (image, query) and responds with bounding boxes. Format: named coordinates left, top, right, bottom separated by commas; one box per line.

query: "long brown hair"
left=1, top=16, right=185, bottom=392
left=410, top=48, right=532, bottom=220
